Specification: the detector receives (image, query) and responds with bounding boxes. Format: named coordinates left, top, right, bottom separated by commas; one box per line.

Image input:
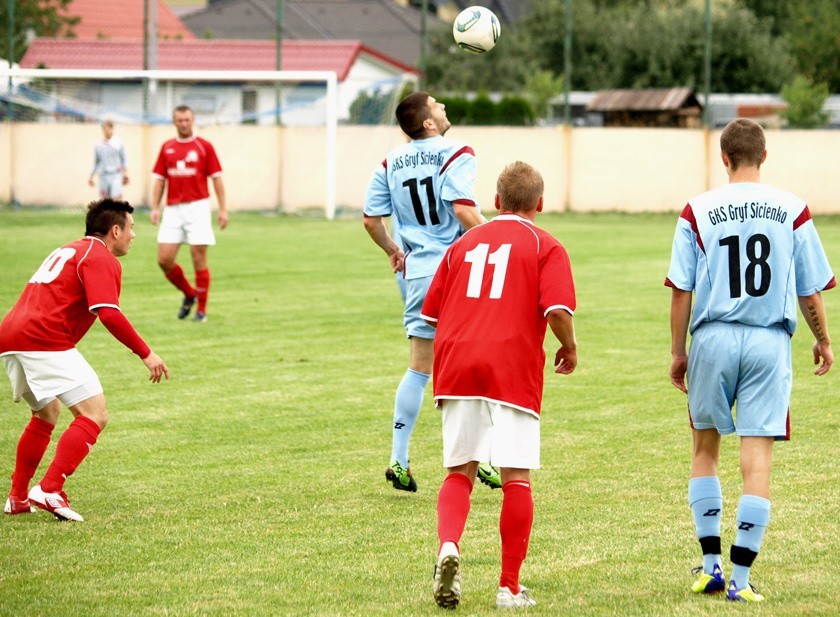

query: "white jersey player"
left=88, top=120, right=128, bottom=198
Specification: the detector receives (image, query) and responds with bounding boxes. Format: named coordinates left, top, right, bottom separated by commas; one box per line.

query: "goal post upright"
left=1, top=67, right=339, bottom=218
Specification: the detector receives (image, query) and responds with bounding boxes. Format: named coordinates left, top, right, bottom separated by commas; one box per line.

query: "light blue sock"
left=688, top=476, right=723, bottom=573
left=730, top=495, right=771, bottom=589
left=390, top=369, right=430, bottom=468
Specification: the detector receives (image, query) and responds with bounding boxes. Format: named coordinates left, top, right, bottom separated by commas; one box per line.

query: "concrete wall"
left=2, top=123, right=840, bottom=213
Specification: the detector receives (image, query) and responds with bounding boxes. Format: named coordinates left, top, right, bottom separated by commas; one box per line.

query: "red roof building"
left=20, top=39, right=418, bottom=80
left=59, top=0, right=195, bottom=40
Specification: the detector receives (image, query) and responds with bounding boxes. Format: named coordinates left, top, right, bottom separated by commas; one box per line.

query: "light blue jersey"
left=364, top=136, right=478, bottom=280
left=666, top=182, right=835, bottom=335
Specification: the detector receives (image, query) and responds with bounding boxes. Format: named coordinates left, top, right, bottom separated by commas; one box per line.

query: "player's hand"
left=670, top=354, right=688, bottom=393
left=812, top=341, right=833, bottom=376
left=122, top=175, right=129, bottom=185
left=142, top=351, right=170, bottom=383
left=87, top=179, right=94, bottom=187
left=554, top=346, right=577, bottom=374
left=218, top=210, right=229, bottom=230
left=389, top=248, right=405, bottom=274
left=150, top=209, right=160, bottom=226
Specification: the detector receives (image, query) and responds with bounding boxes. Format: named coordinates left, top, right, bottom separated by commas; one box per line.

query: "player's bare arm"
left=669, top=288, right=692, bottom=393
left=453, top=202, right=485, bottom=229
left=547, top=308, right=577, bottom=374
left=798, top=291, right=833, bottom=375
left=363, top=215, right=405, bottom=273
left=150, top=178, right=166, bottom=226
left=212, top=176, right=228, bottom=230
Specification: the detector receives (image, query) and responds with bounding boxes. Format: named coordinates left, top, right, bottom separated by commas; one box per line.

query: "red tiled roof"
left=60, top=0, right=195, bottom=40
left=19, top=39, right=418, bottom=80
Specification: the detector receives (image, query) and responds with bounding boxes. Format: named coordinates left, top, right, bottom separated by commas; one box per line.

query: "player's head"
left=396, top=91, right=450, bottom=139
left=101, top=119, right=114, bottom=139
left=86, top=198, right=136, bottom=256
left=495, top=161, right=544, bottom=215
left=173, top=105, right=194, bottom=139
left=720, top=118, right=766, bottom=171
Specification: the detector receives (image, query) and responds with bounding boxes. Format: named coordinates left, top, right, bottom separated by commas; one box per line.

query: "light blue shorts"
left=404, top=276, right=435, bottom=339
left=687, top=321, right=791, bottom=438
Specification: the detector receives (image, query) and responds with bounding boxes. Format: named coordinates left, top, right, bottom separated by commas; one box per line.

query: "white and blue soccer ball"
left=453, top=6, right=501, bottom=54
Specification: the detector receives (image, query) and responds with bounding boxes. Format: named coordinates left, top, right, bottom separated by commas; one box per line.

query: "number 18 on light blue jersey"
left=666, top=182, right=835, bottom=335
left=364, top=135, right=478, bottom=280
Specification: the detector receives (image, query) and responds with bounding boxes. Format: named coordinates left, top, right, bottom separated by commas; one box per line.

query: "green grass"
left=0, top=210, right=838, bottom=616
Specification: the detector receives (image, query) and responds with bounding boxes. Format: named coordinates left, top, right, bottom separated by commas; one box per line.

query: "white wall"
left=3, top=124, right=840, bottom=214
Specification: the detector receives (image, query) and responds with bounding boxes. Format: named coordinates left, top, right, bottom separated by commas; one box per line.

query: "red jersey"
left=152, top=136, right=222, bottom=205
left=421, top=214, right=576, bottom=417
left=0, top=237, right=123, bottom=353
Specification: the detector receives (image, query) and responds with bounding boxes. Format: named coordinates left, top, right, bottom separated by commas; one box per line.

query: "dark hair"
left=85, top=198, right=134, bottom=237
left=396, top=91, right=431, bottom=139
left=720, top=118, right=766, bottom=171
left=173, top=105, right=193, bottom=116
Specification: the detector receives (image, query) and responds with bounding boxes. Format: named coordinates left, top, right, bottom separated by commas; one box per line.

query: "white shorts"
left=157, top=198, right=216, bottom=246
left=2, top=350, right=103, bottom=410
left=98, top=172, right=123, bottom=198
left=441, top=398, right=540, bottom=469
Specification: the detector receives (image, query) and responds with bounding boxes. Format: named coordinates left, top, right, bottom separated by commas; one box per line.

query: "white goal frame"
left=1, top=68, right=340, bottom=219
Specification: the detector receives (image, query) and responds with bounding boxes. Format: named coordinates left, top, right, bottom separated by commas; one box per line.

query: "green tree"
left=466, top=92, right=497, bottom=125
left=525, top=70, right=564, bottom=120
left=0, top=0, right=78, bottom=64
left=522, top=0, right=794, bottom=92
left=349, top=90, right=393, bottom=125
left=780, top=75, right=830, bottom=129
left=784, top=1, right=840, bottom=93
left=425, top=0, right=795, bottom=95
left=497, top=95, right=535, bottom=126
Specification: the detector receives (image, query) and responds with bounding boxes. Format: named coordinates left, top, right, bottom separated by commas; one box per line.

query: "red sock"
left=10, top=417, right=55, bottom=499
left=40, top=416, right=101, bottom=493
left=437, top=472, right=473, bottom=552
left=499, top=481, right=534, bottom=595
left=195, top=268, right=210, bottom=313
left=165, top=264, right=196, bottom=298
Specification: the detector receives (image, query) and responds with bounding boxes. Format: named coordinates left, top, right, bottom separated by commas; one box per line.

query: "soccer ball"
left=453, top=6, right=501, bottom=54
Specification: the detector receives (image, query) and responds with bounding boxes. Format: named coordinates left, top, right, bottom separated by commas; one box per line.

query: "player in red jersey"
left=151, top=105, right=228, bottom=323
left=1, top=199, right=169, bottom=522
left=421, top=161, right=578, bottom=609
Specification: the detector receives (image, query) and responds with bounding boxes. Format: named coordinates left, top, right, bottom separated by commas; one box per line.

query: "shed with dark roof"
left=586, top=88, right=703, bottom=128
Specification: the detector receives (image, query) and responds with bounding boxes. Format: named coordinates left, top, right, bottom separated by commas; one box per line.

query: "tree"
left=0, top=0, right=78, bottom=64
left=525, top=70, right=564, bottom=120
left=349, top=90, right=393, bottom=125
left=780, top=75, right=830, bottom=129
left=784, top=1, right=840, bottom=93
left=522, top=0, right=795, bottom=92
left=424, top=0, right=796, bottom=95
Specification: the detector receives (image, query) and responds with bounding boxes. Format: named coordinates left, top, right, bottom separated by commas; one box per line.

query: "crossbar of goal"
left=1, top=68, right=340, bottom=220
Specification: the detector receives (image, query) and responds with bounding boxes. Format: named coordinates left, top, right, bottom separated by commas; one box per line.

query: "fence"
left=3, top=123, right=840, bottom=214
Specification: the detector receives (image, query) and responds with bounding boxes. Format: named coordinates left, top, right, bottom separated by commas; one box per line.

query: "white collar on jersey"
left=84, top=236, right=107, bottom=247
left=493, top=213, right=533, bottom=224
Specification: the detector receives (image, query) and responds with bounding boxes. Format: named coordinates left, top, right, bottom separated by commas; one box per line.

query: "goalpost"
left=1, top=68, right=340, bottom=219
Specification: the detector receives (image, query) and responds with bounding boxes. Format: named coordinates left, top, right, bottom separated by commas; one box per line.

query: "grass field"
left=0, top=209, right=838, bottom=616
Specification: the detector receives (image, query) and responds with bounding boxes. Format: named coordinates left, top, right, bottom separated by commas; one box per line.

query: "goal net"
left=0, top=68, right=346, bottom=218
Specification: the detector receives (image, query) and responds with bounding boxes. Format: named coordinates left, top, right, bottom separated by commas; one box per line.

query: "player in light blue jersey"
left=88, top=120, right=128, bottom=199
left=666, top=118, right=835, bottom=602
left=364, top=92, right=487, bottom=492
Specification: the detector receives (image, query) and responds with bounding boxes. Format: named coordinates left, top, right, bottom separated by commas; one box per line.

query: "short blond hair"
left=496, top=161, right=544, bottom=213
